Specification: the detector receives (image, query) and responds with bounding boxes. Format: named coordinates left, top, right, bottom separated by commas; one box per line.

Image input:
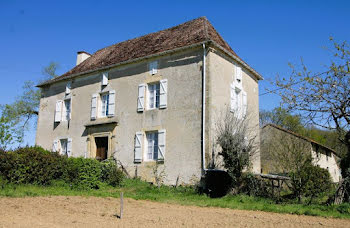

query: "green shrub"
left=304, top=165, right=332, bottom=204
left=101, top=159, right=124, bottom=187
left=0, top=146, right=66, bottom=185
left=64, top=157, right=102, bottom=189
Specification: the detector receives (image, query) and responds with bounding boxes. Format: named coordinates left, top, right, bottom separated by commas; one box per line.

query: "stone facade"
left=36, top=46, right=261, bottom=185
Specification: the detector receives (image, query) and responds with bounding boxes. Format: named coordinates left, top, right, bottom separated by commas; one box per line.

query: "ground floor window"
left=60, top=139, right=68, bottom=156
left=146, top=132, right=158, bottom=161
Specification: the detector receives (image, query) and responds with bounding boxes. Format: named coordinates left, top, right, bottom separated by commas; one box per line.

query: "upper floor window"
left=66, top=82, right=72, bottom=94
left=102, top=72, right=109, bottom=86
left=137, top=79, right=167, bottom=112
left=149, top=61, right=158, bottom=75
left=91, top=90, right=115, bottom=120
left=63, top=99, right=71, bottom=121
left=148, top=83, right=160, bottom=109
left=54, top=98, right=71, bottom=122
left=100, top=93, right=110, bottom=117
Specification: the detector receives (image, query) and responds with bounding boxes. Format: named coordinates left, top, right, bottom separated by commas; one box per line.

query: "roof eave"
left=37, top=39, right=263, bottom=88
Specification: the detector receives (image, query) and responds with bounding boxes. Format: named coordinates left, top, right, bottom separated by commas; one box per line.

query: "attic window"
left=102, top=72, right=109, bottom=86
left=66, top=82, right=71, bottom=94
left=149, top=61, right=158, bottom=75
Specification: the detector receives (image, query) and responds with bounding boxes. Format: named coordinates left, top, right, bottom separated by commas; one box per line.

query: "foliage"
left=0, top=146, right=124, bottom=189
left=215, top=108, right=257, bottom=188
left=0, top=62, right=59, bottom=147
left=0, top=146, right=65, bottom=185
left=240, top=173, right=269, bottom=197
left=260, top=107, right=304, bottom=133
left=272, top=38, right=350, bottom=175
left=101, top=159, right=125, bottom=187
left=64, top=158, right=102, bottom=189
left=303, top=165, right=332, bottom=204
left=0, top=116, right=21, bottom=149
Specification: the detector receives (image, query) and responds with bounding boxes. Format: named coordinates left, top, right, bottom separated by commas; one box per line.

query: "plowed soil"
left=0, top=196, right=349, bottom=227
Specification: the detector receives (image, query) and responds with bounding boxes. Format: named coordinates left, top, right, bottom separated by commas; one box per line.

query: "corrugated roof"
left=38, top=17, right=262, bottom=87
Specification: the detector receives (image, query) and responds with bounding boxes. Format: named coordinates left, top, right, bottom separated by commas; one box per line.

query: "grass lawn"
left=1, top=178, right=350, bottom=219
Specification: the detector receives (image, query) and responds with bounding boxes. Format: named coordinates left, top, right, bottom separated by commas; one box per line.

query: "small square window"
left=146, top=132, right=158, bottom=161
left=149, top=61, right=158, bottom=75
left=148, top=83, right=160, bottom=109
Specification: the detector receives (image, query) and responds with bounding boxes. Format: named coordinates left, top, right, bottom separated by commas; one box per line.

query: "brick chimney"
left=76, top=51, right=91, bottom=65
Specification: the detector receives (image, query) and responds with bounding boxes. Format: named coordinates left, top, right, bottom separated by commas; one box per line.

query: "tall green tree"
left=0, top=62, right=59, bottom=146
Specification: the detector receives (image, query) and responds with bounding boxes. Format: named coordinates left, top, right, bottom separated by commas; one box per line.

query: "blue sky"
left=1, top=0, right=349, bottom=146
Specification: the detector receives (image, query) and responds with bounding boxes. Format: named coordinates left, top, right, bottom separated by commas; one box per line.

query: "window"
left=55, top=99, right=71, bottom=122
left=63, top=99, right=71, bottom=121
left=149, top=61, right=158, bottom=75
left=146, top=132, right=158, bottom=161
left=60, top=139, right=68, bottom=156
left=66, top=82, right=71, bottom=94
left=134, top=130, right=165, bottom=163
left=100, top=93, right=109, bottom=117
left=148, top=83, right=160, bottom=109
left=91, top=90, right=115, bottom=120
left=137, top=80, right=167, bottom=112
left=53, top=138, right=72, bottom=157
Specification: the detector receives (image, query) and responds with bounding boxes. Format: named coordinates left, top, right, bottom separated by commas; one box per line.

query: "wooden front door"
left=95, top=137, right=108, bottom=161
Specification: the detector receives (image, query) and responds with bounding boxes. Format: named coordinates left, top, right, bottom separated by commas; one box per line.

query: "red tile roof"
left=38, top=17, right=261, bottom=86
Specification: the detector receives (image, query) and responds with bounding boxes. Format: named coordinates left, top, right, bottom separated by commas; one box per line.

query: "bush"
left=0, top=146, right=66, bottom=185
left=0, top=146, right=125, bottom=189
left=304, top=165, right=332, bottom=204
left=64, top=157, right=102, bottom=189
left=101, top=159, right=124, bottom=187
left=240, top=173, right=269, bottom=197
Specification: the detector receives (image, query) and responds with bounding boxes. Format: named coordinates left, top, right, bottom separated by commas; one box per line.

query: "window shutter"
left=67, top=138, right=72, bottom=157
left=137, top=84, right=145, bottom=112
left=66, top=82, right=71, bottom=94
left=54, top=100, right=63, bottom=122
left=236, top=66, right=242, bottom=81
left=134, top=132, right=143, bottom=163
left=52, top=139, right=59, bottom=152
left=149, top=61, right=158, bottom=75
left=91, top=94, right=98, bottom=120
left=108, top=90, right=115, bottom=117
left=159, top=79, right=168, bottom=109
left=242, top=91, right=247, bottom=117
left=102, top=72, right=108, bottom=85
left=230, top=83, right=236, bottom=113
left=158, top=129, right=166, bottom=161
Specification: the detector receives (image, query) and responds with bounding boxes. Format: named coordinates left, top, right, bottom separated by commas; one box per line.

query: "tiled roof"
left=38, top=17, right=261, bottom=86
left=262, top=123, right=339, bottom=156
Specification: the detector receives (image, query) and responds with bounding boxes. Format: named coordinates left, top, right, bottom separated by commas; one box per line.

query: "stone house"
left=260, top=124, right=342, bottom=182
left=36, top=17, right=263, bottom=185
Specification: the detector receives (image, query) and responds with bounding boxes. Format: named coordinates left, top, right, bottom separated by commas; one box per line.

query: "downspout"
left=202, top=43, right=207, bottom=173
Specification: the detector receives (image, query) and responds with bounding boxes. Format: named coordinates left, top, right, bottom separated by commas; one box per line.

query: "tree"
left=215, top=108, right=258, bottom=189
left=272, top=39, right=350, bottom=175
left=0, top=62, right=59, bottom=145
left=260, top=107, right=304, bottom=133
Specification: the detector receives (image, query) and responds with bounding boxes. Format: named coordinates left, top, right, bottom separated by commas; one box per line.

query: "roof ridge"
left=94, top=16, right=208, bottom=55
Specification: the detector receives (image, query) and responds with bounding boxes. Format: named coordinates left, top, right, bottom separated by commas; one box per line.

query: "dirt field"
left=0, top=196, right=349, bottom=227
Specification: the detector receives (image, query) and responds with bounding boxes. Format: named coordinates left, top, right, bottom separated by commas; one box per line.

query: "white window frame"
left=145, top=131, right=159, bottom=161
left=62, top=98, right=71, bottom=121
left=60, top=139, right=68, bottom=156
left=100, top=93, right=109, bottom=117
left=147, top=83, right=160, bottom=110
